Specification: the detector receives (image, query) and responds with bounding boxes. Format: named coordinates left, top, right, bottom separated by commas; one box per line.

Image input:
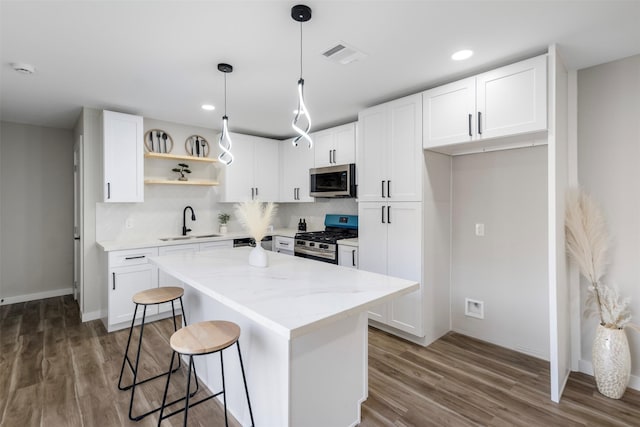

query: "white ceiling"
left=2, top=1, right=639, bottom=139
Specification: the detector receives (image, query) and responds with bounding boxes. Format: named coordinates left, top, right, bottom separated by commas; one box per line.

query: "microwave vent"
left=322, top=42, right=367, bottom=65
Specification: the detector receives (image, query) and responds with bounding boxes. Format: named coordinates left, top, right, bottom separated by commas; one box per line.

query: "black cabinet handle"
left=351, top=249, right=356, bottom=266
left=381, top=205, right=386, bottom=223
left=381, top=180, right=386, bottom=198
left=329, top=150, right=332, bottom=164
left=251, top=188, right=255, bottom=199
left=387, top=180, right=391, bottom=198
left=112, top=272, right=115, bottom=290
left=478, top=112, right=482, bottom=135
left=332, top=149, right=336, bottom=164
left=125, top=255, right=145, bottom=260
left=107, top=183, right=111, bottom=199
left=387, top=206, right=391, bottom=223
left=255, top=187, right=259, bottom=197
left=468, top=114, right=472, bottom=136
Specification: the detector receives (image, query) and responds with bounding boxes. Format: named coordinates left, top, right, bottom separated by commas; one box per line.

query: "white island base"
left=185, top=287, right=367, bottom=427
left=150, top=248, right=417, bottom=427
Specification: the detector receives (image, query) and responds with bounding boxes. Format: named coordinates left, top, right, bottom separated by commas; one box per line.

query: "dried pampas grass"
left=234, top=200, right=277, bottom=243
left=565, top=189, right=609, bottom=286
left=565, top=188, right=632, bottom=329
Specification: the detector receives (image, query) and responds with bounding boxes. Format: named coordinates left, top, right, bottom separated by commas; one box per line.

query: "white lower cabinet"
left=338, top=245, right=358, bottom=269
left=358, top=202, right=423, bottom=336
left=108, top=247, right=159, bottom=328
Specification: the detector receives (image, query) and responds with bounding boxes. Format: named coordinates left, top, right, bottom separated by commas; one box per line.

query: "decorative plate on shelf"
left=185, top=135, right=210, bottom=158
left=144, top=129, right=174, bottom=153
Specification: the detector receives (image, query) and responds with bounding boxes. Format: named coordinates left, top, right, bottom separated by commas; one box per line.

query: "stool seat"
left=158, top=320, right=254, bottom=426
left=170, top=321, right=240, bottom=355
left=133, top=286, right=184, bottom=305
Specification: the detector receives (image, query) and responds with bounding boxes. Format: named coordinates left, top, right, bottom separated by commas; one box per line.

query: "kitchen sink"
left=159, top=236, right=193, bottom=241
left=159, top=233, right=222, bottom=241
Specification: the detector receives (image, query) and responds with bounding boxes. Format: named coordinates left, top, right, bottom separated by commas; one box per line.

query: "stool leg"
left=237, top=341, right=255, bottom=427
left=220, top=351, right=228, bottom=427
left=170, top=300, right=181, bottom=372
left=118, top=303, right=139, bottom=390
left=183, top=356, right=194, bottom=427
left=178, top=295, right=200, bottom=397
left=157, top=351, right=176, bottom=427
left=128, top=305, right=148, bottom=421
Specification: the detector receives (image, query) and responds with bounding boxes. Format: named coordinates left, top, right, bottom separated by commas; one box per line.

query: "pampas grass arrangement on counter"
left=234, top=200, right=277, bottom=244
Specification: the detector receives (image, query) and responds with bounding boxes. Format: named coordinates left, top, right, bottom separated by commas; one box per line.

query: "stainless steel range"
left=294, top=214, right=358, bottom=264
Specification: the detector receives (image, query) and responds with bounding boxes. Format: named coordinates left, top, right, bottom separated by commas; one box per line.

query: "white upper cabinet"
left=280, top=138, right=314, bottom=203
left=219, top=132, right=280, bottom=203
left=476, top=54, right=547, bottom=139
left=358, top=94, right=423, bottom=202
left=103, top=110, right=144, bottom=202
left=423, top=54, right=547, bottom=153
left=313, top=122, right=356, bottom=168
left=422, top=77, right=476, bottom=147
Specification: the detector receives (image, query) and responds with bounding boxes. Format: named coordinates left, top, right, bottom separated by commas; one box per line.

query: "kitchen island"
left=149, top=247, right=418, bottom=427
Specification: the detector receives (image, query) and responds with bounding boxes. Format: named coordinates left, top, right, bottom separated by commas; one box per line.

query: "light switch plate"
left=475, top=223, right=485, bottom=236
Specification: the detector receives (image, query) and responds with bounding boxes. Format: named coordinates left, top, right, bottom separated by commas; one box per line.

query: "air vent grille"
left=322, top=42, right=367, bottom=65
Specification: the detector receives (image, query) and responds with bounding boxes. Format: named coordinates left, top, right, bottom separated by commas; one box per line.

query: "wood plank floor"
left=1, top=296, right=639, bottom=426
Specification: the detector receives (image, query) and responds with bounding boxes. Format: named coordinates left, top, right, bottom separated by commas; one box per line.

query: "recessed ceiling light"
left=201, top=104, right=215, bottom=111
left=451, top=50, right=473, bottom=61
left=11, top=62, right=35, bottom=74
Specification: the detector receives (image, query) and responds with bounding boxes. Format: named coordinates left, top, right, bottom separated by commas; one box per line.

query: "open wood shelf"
left=144, top=179, right=218, bottom=186
left=144, top=152, right=217, bottom=163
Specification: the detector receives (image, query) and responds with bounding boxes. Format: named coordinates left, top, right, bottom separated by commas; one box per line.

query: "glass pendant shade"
left=292, top=78, right=312, bottom=148
left=218, top=115, right=234, bottom=165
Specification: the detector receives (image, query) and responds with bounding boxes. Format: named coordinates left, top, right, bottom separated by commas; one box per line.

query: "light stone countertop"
left=97, top=228, right=299, bottom=251
left=336, top=238, right=358, bottom=247
left=149, top=247, right=417, bottom=339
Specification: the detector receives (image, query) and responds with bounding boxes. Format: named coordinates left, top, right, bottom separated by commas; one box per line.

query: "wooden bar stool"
left=157, top=320, right=255, bottom=427
left=118, top=286, right=196, bottom=421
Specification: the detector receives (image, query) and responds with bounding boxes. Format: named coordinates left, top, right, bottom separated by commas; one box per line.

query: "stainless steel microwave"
left=309, top=163, right=356, bottom=198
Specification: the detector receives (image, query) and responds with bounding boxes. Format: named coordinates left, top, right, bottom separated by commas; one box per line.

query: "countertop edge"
left=98, top=228, right=299, bottom=251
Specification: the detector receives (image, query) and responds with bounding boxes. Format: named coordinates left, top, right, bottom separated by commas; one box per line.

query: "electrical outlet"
left=475, top=223, right=485, bottom=237
left=465, top=298, right=484, bottom=319
left=125, top=218, right=134, bottom=229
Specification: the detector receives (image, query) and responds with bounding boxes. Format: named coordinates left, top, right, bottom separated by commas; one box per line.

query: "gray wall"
left=578, top=54, right=640, bottom=379
left=0, top=121, right=74, bottom=303
left=451, top=145, right=549, bottom=359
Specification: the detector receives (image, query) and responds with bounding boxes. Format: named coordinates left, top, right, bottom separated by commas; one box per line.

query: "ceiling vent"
left=322, top=42, right=367, bottom=65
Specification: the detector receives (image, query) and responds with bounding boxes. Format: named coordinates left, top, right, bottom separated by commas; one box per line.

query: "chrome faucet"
left=182, top=206, right=196, bottom=236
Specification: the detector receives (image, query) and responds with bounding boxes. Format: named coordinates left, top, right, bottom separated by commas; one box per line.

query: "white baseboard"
left=0, top=287, right=73, bottom=306
left=579, top=359, right=640, bottom=391
left=81, top=309, right=105, bottom=322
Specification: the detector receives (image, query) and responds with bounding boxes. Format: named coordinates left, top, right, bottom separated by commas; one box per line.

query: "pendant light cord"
left=224, top=72, right=228, bottom=117
left=299, top=21, right=303, bottom=79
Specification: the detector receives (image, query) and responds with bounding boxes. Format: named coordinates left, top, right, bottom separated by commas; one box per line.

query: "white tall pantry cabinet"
left=358, top=93, right=448, bottom=343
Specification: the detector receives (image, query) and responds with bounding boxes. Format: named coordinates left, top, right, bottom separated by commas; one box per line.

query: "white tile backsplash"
left=97, top=189, right=357, bottom=242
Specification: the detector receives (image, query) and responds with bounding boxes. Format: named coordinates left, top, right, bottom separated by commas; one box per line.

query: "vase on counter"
left=220, top=224, right=228, bottom=234
left=249, top=245, right=268, bottom=268
left=592, top=324, right=631, bottom=399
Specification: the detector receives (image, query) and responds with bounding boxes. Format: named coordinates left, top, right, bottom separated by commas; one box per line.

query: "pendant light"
left=291, top=4, right=312, bottom=148
left=218, top=63, right=234, bottom=165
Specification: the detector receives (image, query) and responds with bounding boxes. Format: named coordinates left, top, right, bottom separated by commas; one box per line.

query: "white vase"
left=219, top=224, right=228, bottom=234
left=592, top=324, right=631, bottom=399
left=248, top=245, right=268, bottom=268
